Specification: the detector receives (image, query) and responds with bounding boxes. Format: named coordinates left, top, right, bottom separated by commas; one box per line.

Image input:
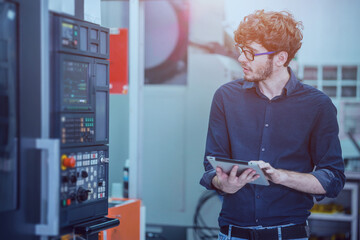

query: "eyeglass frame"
left=235, top=44, right=277, bottom=61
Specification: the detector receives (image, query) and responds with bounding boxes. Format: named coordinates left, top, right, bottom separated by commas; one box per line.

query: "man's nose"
left=238, top=53, right=247, bottom=63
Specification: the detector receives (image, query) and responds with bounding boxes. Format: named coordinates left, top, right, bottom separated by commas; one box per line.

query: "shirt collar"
left=283, top=67, right=299, bottom=96
left=243, top=67, right=299, bottom=96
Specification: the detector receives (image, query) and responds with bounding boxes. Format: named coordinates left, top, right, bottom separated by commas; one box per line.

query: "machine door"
left=0, top=0, right=18, bottom=213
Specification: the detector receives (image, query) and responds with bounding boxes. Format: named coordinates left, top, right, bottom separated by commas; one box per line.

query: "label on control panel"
left=61, top=116, right=95, bottom=145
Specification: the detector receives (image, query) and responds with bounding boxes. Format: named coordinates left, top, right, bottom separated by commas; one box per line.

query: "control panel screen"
left=62, top=22, right=73, bottom=41
left=61, top=22, right=78, bottom=48
left=63, top=61, right=89, bottom=105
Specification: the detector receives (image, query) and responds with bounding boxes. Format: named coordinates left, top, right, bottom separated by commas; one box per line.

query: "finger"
left=265, top=168, right=274, bottom=174
left=251, top=160, right=264, bottom=164
left=245, top=170, right=258, bottom=180
left=258, top=162, right=271, bottom=170
left=229, top=165, right=238, bottom=179
left=239, top=168, right=255, bottom=180
left=250, top=174, right=260, bottom=182
left=216, top=167, right=225, bottom=178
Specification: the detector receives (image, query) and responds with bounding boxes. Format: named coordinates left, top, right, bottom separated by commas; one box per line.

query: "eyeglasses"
left=235, top=44, right=277, bottom=61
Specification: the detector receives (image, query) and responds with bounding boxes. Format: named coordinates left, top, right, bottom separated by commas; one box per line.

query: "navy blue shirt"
left=200, top=68, right=345, bottom=227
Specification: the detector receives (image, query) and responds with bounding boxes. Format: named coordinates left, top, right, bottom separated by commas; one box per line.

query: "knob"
left=77, top=187, right=91, bottom=203
left=62, top=176, right=69, bottom=183
left=81, top=171, right=88, bottom=178
left=70, top=175, right=77, bottom=183
left=69, top=192, right=76, bottom=201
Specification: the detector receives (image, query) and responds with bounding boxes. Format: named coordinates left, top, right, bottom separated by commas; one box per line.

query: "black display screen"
left=63, top=61, right=89, bottom=105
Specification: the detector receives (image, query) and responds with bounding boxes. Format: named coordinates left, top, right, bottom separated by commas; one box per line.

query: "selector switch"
left=81, top=171, right=88, bottom=178
left=62, top=176, right=69, bottom=183
left=69, top=192, right=76, bottom=201
left=77, top=187, right=91, bottom=203
left=70, top=175, right=77, bottom=184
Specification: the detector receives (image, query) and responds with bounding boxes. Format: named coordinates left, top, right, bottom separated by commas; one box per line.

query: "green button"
left=63, top=200, right=66, bottom=206
left=74, top=31, right=78, bottom=36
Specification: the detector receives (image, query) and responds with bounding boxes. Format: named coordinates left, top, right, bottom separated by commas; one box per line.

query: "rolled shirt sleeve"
left=309, top=98, right=346, bottom=200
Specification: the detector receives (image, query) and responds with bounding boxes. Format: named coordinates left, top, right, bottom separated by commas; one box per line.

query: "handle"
left=34, top=138, right=60, bottom=236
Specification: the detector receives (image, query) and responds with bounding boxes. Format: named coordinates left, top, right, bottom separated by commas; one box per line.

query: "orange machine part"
left=109, top=29, right=128, bottom=94
left=99, top=198, right=141, bottom=240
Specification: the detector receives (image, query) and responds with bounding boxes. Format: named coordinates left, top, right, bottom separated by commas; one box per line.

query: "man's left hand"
left=251, top=160, right=287, bottom=184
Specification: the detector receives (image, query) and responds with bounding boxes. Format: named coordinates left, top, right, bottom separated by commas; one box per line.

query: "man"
left=200, top=10, right=345, bottom=240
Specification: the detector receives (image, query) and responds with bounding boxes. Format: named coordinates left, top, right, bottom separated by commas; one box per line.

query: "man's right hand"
left=212, top=165, right=260, bottom=194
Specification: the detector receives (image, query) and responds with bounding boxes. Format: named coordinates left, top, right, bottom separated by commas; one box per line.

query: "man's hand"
left=253, top=160, right=287, bottom=184
left=252, top=160, right=327, bottom=194
left=212, top=165, right=260, bottom=194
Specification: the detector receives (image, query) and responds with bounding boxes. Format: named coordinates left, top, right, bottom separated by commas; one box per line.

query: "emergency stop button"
left=61, top=154, right=76, bottom=170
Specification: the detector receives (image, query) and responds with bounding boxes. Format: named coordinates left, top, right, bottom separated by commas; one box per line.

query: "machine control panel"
left=50, top=13, right=111, bottom=233
left=60, top=148, right=108, bottom=208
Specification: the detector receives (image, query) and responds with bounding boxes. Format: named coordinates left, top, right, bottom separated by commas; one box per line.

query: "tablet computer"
left=206, top=156, right=269, bottom=186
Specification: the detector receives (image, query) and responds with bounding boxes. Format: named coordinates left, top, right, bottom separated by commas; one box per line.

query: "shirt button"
left=261, top=148, right=265, bottom=152
left=265, top=124, right=269, bottom=127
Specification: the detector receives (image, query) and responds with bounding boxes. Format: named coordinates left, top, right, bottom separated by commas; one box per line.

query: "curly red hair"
left=234, top=10, right=303, bottom=66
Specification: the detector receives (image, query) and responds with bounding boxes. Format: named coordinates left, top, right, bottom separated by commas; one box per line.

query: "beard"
left=243, top=58, right=273, bottom=82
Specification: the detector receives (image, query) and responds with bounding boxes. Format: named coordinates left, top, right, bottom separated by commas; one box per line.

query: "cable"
left=192, top=191, right=221, bottom=240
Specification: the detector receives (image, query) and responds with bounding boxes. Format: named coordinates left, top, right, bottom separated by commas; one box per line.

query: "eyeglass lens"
left=236, top=46, right=254, bottom=61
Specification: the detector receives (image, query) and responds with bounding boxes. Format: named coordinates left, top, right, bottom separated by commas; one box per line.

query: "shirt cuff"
left=310, top=169, right=336, bottom=200
left=200, top=169, right=227, bottom=196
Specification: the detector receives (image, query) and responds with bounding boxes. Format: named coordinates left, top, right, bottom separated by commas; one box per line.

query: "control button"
left=67, top=199, right=71, bottom=206
left=81, top=171, right=88, bottom=178
left=62, top=199, right=67, bottom=207
left=70, top=175, right=77, bottom=184
left=62, top=155, right=76, bottom=168
left=256, top=219, right=259, bottom=223
left=256, top=195, right=260, bottom=199
left=98, top=182, right=103, bottom=186
left=265, top=124, right=269, bottom=127
left=261, top=148, right=265, bottom=152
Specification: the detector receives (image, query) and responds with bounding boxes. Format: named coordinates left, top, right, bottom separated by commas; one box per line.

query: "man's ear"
left=275, top=51, right=288, bottom=67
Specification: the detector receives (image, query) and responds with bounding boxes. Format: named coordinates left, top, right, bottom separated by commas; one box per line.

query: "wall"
left=101, top=0, right=130, bottom=193
left=140, top=0, right=227, bottom=227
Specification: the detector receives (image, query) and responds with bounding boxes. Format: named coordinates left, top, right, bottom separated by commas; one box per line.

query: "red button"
left=63, top=157, right=76, bottom=168
left=67, top=199, right=71, bottom=206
